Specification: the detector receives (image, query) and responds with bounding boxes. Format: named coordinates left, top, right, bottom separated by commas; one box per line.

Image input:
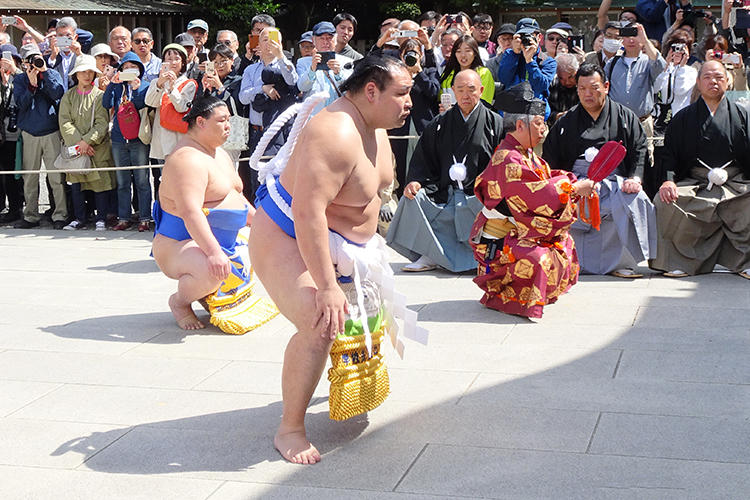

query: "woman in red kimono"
left=470, top=83, right=597, bottom=318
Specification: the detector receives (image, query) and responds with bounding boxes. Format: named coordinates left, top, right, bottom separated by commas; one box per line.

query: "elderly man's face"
left=132, top=31, right=153, bottom=58
left=545, top=32, right=565, bottom=56
left=314, top=33, right=336, bottom=52
left=109, top=27, right=131, bottom=56
left=441, top=34, right=458, bottom=60
left=577, top=73, right=609, bottom=114
left=217, top=32, right=238, bottom=53
left=252, top=22, right=270, bottom=36
left=559, top=70, right=577, bottom=88
left=497, top=33, right=513, bottom=51
left=299, top=41, right=314, bottom=57
left=698, top=61, right=728, bottom=101
left=188, top=27, right=208, bottom=48
left=452, top=71, right=483, bottom=115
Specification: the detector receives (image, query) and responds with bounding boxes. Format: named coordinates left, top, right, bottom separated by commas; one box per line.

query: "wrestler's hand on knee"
left=312, top=286, right=349, bottom=340
left=207, top=252, right=232, bottom=281
left=658, top=181, right=678, bottom=204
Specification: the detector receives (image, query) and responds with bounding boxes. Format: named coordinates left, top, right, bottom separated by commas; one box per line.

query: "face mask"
left=602, top=38, right=621, bottom=54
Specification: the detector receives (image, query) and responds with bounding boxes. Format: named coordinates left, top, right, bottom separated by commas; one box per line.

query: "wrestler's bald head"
left=452, top=69, right=484, bottom=115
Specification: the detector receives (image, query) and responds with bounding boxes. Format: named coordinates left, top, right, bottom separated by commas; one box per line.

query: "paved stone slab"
left=464, top=373, right=750, bottom=417
left=634, top=305, right=750, bottom=330
left=0, top=380, right=62, bottom=417
left=0, top=350, right=229, bottom=390
left=209, top=482, right=436, bottom=499
left=616, top=350, right=750, bottom=384
left=589, top=412, right=750, bottom=463
left=0, top=418, right=130, bottom=468
left=0, top=465, right=222, bottom=500
left=396, top=445, right=750, bottom=498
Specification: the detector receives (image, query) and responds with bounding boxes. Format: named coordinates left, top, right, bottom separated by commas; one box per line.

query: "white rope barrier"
left=0, top=135, right=422, bottom=175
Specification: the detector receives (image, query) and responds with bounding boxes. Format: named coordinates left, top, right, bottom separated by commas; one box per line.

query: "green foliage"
left=380, top=2, right=422, bottom=20
left=185, top=0, right=280, bottom=34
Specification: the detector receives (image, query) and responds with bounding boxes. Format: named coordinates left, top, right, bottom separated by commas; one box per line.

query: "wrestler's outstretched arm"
left=167, top=148, right=232, bottom=281
left=291, top=124, right=356, bottom=339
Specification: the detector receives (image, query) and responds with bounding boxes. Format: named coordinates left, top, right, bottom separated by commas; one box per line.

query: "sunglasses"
left=547, top=35, right=564, bottom=43
left=133, top=39, right=152, bottom=45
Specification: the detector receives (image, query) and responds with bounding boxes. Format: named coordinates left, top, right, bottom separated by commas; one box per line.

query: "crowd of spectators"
left=0, top=0, right=749, bottom=241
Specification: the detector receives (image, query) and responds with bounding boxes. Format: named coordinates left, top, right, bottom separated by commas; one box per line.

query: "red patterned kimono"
left=470, top=135, right=580, bottom=318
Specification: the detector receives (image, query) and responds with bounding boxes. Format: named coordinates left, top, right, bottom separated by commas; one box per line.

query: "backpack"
left=159, top=79, right=196, bottom=133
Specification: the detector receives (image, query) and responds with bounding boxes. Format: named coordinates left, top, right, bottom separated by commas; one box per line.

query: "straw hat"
left=90, top=43, right=120, bottom=63
left=69, top=54, right=101, bottom=76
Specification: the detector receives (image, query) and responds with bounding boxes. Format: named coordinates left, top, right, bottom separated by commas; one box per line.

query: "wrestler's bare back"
left=279, top=103, right=393, bottom=244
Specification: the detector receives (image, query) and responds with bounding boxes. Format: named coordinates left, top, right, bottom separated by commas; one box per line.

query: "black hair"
left=576, top=62, right=606, bottom=83
left=619, top=9, right=639, bottom=22
left=472, top=13, right=493, bottom=26
left=417, top=11, right=441, bottom=24
left=208, top=43, right=234, bottom=61
left=339, top=55, right=407, bottom=94
left=333, top=12, right=357, bottom=31
left=399, top=38, right=422, bottom=56
left=439, top=34, right=483, bottom=85
left=183, top=95, right=227, bottom=129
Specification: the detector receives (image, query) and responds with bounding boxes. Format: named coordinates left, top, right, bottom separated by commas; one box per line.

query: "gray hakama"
left=386, top=188, right=482, bottom=272
left=652, top=165, right=750, bottom=274
left=571, top=160, right=657, bottom=274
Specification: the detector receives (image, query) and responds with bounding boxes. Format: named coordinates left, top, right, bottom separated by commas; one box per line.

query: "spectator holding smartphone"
left=46, top=17, right=84, bottom=90
left=58, top=55, right=116, bottom=231
left=0, top=44, right=23, bottom=224
left=103, top=51, right=151, bottom=232
left=655, top=34, right=698, bottom=119
left=90, top=43, right=119, bottom=91
left=145, top=43, right=197, bottom=161
left=295, top=22, right=353, bottom=112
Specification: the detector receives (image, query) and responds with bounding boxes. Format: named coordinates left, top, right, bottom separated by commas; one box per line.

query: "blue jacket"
left=13, top=69, right=64, bottom=137
left=497, top=48, right=556, bottom=119
left=636, top=0, right=681, bottom=41
left=102, top=51, right=147, bottom=143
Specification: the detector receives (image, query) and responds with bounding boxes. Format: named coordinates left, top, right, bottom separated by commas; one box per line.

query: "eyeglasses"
left=219, top=40, right=233, bottom=46
left=476, top=24, right=493, bottom=32
left=214, top=59, right=230, bottom=67
left=547, top=35, right=564, bottom=43
left=133, top=39, right=151, bottom=45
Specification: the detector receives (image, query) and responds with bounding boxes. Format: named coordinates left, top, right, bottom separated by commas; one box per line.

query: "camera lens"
left=404, top=50, right=418, bottom=67
left=32, top=56, right=44, bottom=68
left=6, top=105, right=17, bottom=133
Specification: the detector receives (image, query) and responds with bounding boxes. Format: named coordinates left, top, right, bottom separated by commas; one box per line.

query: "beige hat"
left=69, top=54, right=101, bottom=76
left=90, top=43, right=120, bottom=63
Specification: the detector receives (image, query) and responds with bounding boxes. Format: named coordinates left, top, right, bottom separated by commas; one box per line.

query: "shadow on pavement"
left=88, top=260, right=160, bottom=274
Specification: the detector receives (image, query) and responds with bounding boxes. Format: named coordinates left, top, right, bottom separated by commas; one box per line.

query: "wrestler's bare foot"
left=168, top=294, right=205, bottom=330
left=274, top=427, right=321, bottom=464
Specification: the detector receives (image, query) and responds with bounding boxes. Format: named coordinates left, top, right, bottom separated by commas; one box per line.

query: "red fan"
left=578, top=141, right=627, bottom=231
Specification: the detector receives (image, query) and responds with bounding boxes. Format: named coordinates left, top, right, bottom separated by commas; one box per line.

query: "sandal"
left=138, top=221, right=151, bottom=232
left=739, top=269, right=750, bottom=280
left=611, top=269, right=644, bottom=279
left=663, top=269, right=689, bottom=278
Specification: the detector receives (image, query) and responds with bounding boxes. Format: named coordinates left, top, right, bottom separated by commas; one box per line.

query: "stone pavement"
left=0, top=228, right=749, bottom=499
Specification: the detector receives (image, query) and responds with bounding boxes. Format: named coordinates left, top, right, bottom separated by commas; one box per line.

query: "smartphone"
left=2, top=51, right=11, bottom=61
left=723, top=52, right=741, bottom=65
left=619, top=27, right=638, bottom=38
left=267, top=28, right=281, bottom=44
left=197, top=52, right=208, bottom=63
left=318, top=51, right=336, bottom=65
left=440, top=92, right=453, bottom=110
left=205, top=60, right=215, bottom=76
left=67, top=145, right=81, bottom=158
left=248, top=34, right=259, bottom=50
left=397, top=30, right=418, bottom=38
left=567, top=35, right=584, bottom=51
left=1, top=16, right=16, bottom=26
left=56, top=35, right=72, bottom=49
left=119, top=68, right=139, bottom=81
